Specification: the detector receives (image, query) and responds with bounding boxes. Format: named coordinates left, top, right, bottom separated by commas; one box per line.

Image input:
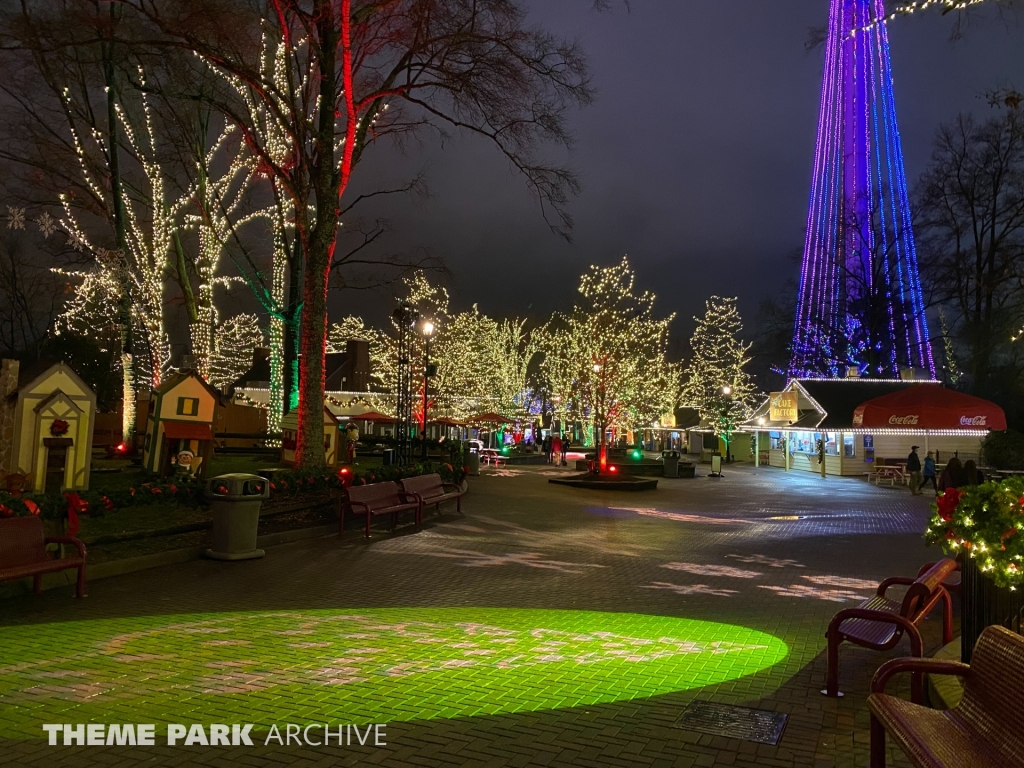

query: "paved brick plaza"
left=0, top=464, right=945, bottom=768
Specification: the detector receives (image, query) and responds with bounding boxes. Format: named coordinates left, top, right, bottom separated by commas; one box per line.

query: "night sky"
left=335, top=1, right=1024, bottom=342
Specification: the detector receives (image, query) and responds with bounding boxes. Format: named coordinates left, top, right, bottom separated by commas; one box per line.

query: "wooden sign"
left=769, top=392, right=798, bottom=423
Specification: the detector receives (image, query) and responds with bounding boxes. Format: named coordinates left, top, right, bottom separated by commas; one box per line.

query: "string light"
left=852, top=0, right=994, bottom=34
left=209, top=314, right=265, bottom=388
left=791, top=0, right=934, bottom=380
left=535, top=256, right=677, bottom=446
left=683, top=296, right=759, bottom=449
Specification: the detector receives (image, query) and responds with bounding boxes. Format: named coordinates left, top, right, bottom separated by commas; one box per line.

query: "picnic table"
left=479, top=448, right=507, bottom=467
left=870, top=465, right=908, bottom=486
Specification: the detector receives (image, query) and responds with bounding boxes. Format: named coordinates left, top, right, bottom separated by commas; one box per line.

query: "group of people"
left=542, top=433, right=570, bottom=466
left=905, top=446, right=984, bottom=496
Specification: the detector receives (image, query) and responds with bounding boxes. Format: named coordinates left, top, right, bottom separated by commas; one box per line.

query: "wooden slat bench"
left=824, top=559, right=957, bottom=700
left=401, top=473, right=464, bottom=518
left=867, top=624, right=1024, bottom=768
left=342, top=482, right=421, bottom=538
left=0, top=516, right=87, bottom=597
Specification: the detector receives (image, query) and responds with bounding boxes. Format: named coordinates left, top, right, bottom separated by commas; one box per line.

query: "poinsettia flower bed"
left=266, top=461, right=466, bottom=497
left=0, top=462, right=467, bottom=537
left=925, top=477, right=1024, bottom=589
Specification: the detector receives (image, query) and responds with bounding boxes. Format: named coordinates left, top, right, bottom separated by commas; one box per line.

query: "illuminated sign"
left=769, top=392, right=798, bottom=422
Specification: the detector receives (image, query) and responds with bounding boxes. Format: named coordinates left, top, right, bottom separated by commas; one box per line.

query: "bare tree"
left=125, top=0, right=592, bottom=469
left=916, top=97, right=1024, bottom=391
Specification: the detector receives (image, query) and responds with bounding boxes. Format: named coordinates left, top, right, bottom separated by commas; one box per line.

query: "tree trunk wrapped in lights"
left=134, top=0, right=591, bottom=470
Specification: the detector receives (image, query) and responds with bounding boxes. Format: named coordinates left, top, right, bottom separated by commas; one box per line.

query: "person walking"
left=906, top=446, right=923, bottom=495
left=551, top=433, right=562, bottom=466
left=938, top=456, right=963, bottom=492
left=543, top=434, right=553, bottom=464
left=918, top=451, right=937, bottom=494
left=559, top=432, right=569, bottom=466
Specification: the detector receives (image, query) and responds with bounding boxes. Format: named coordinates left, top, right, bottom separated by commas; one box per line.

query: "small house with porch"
left=746, top=378, right=1003, bottom=476
left=280, top=406, right=341, bottom=468
left=142, top=370, right=220, bottom=479
left=0, top=359, right=96, bottom=493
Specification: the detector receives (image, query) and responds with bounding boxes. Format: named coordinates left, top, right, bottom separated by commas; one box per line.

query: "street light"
left=421, top=319, right=436, bottom=459
left=721, top=384, right=734, bottom=463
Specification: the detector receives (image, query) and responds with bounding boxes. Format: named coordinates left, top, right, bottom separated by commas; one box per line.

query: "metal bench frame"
left=342, top=481, right=421, bottom=538
left=0, top=516, right=87, bottom=598
left=867, top=625, right=1024, bottom=768
left=823, top=559, right=956, bottom=700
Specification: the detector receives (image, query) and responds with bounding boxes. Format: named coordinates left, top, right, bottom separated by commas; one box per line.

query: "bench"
left=342, top=481, right=421, bottom=538
left=867, top=625, right=1024, bottom=768
left=401, top=473, right=464, bottom=518
left=0, top=516, right=87, bottom=597
left=823, top=559, right=957, bottom=701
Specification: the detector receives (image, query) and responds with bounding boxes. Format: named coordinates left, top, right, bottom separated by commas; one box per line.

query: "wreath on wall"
left=49, top=419, right=69, bottom=437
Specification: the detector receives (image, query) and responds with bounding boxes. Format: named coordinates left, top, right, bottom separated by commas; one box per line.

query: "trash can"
left=204, top=473, right=270, bottom=561
left=662, top=450, right=681, bottom=478
left=466, top=449, right=481, bottom=476
left=382, top=448, right=397, bottom=466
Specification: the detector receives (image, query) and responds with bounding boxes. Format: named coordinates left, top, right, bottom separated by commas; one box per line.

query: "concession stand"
left=746, top=378, right=1006, bottom=476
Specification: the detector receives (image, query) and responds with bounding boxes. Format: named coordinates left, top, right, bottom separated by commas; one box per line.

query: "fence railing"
left=961, top=555, right=1024, bottom=663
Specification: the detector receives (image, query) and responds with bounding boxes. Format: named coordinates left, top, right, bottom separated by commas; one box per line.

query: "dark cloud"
left=334, top=0, right=1024, bottom=341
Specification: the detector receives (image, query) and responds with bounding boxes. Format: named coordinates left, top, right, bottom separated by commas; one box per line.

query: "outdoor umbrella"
left=470, top=412, right=515, bottom=425
left=431, top=417, right=465, bottom=426
left=851, top=384, right=1006, bottom=431
left=352, top=411, right=396, bottom=423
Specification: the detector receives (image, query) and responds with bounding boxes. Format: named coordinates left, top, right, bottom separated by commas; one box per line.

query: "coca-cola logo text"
left=960, top=415, right=987, bottom=426
left=888, top=415, right=919, bottom=425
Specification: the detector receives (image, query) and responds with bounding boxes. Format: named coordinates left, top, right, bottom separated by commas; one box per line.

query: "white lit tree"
left=683, top=296, right=760, bottom=459
left=536, top=256, right=678, bottom=450
left=208, top=314, right=265, bottom=389
left=327, top=315, right=374, bottom=354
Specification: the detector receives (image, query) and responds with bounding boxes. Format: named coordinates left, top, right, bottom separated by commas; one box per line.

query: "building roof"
left=748, top=378, right=939, bottom=430
left=674, top=406, right=701, bottom=430
left=798, top=379, right=933, bottom=429
left=231, top=348, right=270, bottom=391
left=154, top=369, right=223, bottom=402
left=324, top=352, right=348, bottom=391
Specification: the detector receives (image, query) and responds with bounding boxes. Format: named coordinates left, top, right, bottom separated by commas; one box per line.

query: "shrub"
left=924, top=477, right=1024, bottom=589
left=982, top=430, right=1024, bottom=471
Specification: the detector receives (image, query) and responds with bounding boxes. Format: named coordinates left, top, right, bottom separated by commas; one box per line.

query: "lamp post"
left=421, top=320, right=435, bottom=460
left=721, top=385, right=734, bottom=463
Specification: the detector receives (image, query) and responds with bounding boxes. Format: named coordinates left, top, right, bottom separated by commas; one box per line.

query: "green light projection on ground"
left=0, top=608, right=787, bottom=736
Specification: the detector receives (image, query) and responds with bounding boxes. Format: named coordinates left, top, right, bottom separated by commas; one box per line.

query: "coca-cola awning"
left=851, top=384, right=1006, bottom=431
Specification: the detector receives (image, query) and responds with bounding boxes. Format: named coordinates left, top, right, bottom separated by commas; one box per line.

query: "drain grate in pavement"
left=673, top=701, right=788, bottom=745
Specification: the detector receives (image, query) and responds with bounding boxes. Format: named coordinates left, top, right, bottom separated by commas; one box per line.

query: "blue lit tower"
left=789, top=0, right=934, bottom=379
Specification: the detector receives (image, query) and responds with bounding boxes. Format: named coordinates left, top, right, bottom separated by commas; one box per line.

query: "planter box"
left=961, top=554, right=1024, bottom=663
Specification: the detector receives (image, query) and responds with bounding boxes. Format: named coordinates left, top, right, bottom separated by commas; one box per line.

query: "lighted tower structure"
left=790, top=0, right=934, bottom=379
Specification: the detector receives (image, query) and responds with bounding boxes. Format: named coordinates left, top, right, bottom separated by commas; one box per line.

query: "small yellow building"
left=0, top=359, right=96, bottom=493
left=280, top=406, right=340, bottom=468
left=142, top=371, right=220, bottom=479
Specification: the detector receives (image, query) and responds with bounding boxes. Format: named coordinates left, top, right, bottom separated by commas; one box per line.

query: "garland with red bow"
left=925, top=477, right=1024, bottom=588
